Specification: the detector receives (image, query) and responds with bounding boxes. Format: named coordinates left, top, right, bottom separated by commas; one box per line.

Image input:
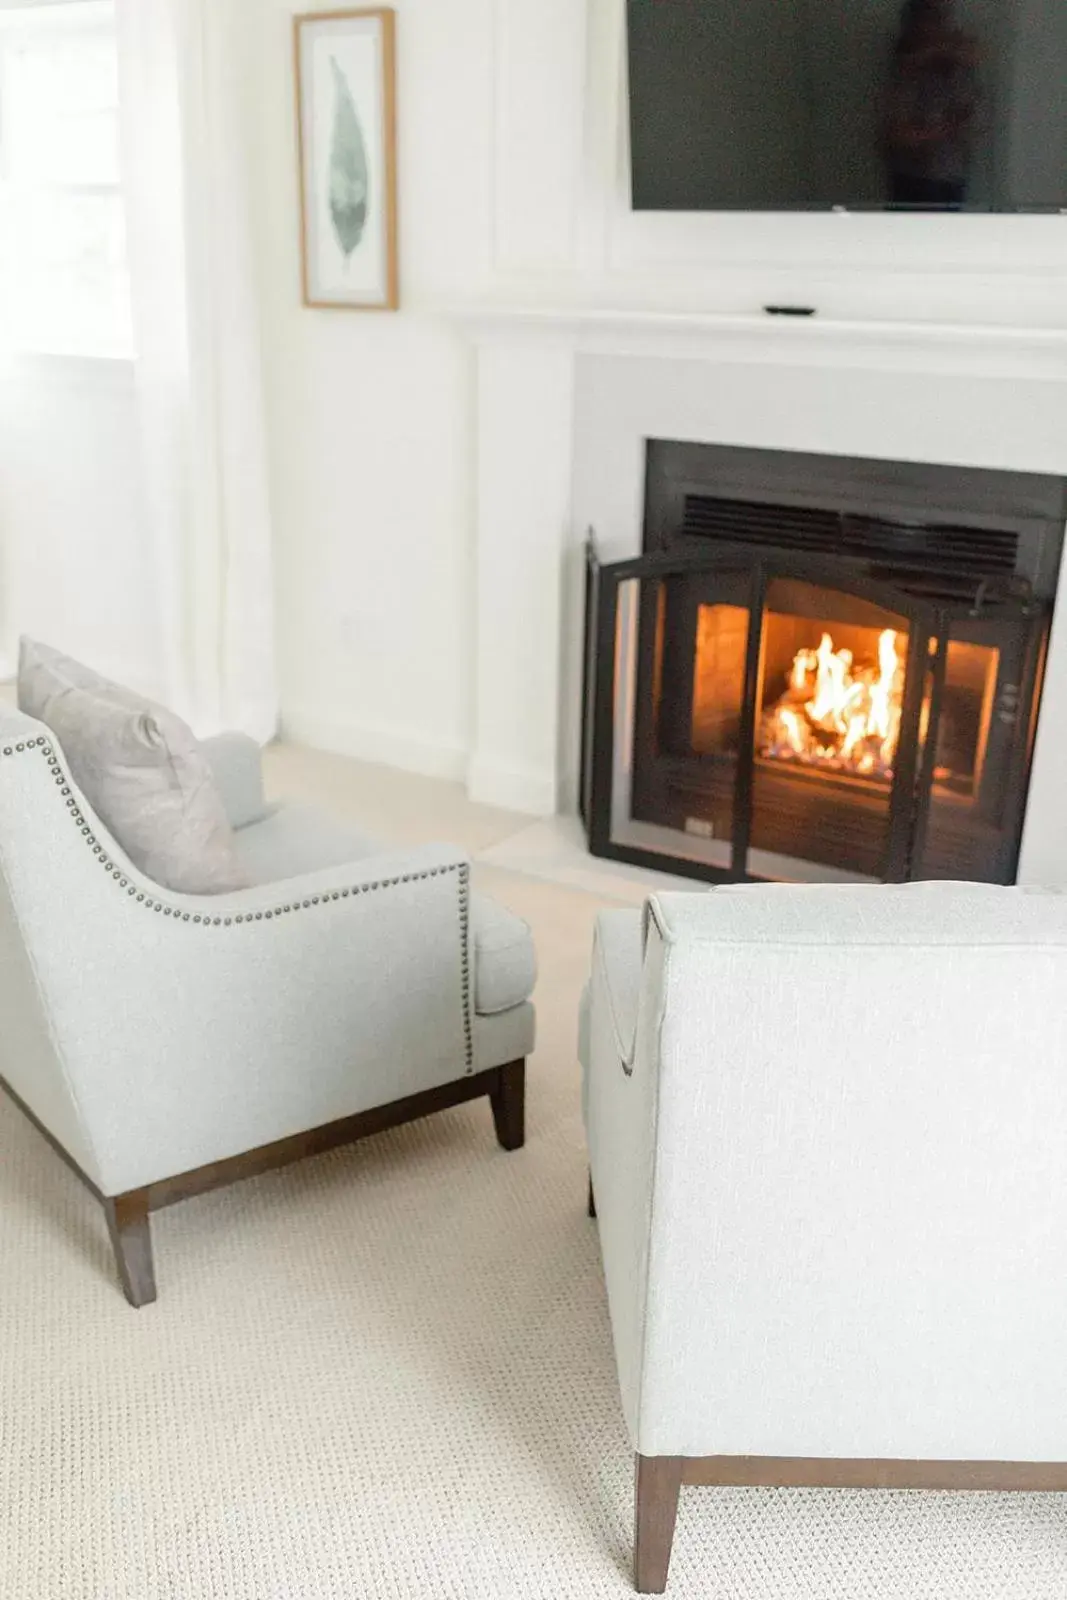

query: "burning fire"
left=761, top=627, right=904, bottom=779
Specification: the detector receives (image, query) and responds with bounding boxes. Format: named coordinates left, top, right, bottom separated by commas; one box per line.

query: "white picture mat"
left=299, top=14, right=388, bottom=305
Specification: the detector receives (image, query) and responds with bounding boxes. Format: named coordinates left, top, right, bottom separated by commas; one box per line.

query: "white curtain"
left=115, top=0, right=276, bottom=741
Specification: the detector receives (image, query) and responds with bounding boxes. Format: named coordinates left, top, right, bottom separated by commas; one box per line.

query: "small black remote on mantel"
left=763, top=305, right=817, bottom=317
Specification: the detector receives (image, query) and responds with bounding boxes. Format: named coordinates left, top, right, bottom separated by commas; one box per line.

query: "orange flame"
left=761, top=628, right=904, bottom=779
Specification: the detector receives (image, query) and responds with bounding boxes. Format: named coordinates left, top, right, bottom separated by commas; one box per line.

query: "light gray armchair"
left=581, top=886, right=1067, bottom=1593
left=0, top=708, right=536, bottom=1306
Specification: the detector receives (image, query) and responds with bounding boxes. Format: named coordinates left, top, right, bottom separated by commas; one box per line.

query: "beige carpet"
left=2, top=828, right=1066, bottom=1595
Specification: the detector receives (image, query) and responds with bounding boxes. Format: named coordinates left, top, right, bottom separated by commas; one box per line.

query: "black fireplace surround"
left=581, top=443, right=1066, bottom=885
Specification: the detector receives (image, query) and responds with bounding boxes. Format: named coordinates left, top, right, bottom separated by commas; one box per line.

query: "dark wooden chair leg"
left=489, top=1059, right=525, bottom=1150
left=587, top=1173, right=597, bottom=1218
left=634, top=1454, right=683, bottom=1594
left=103, top=1190, right=156, bottom=1308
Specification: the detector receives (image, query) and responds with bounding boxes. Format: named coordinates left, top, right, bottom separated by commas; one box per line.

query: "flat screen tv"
left=627, top=0, right=1067, bottom=212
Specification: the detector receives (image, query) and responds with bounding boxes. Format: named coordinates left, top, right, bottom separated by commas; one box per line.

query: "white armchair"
left=581, top=885, right=1067, bottom=1593
left=0, top=708, right=535, bottom=1306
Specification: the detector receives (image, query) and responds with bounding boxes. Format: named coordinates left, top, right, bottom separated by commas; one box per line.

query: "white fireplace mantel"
left=453, top=303, right=1067, bottom=381
left=457, top=302, right=1067, bottom=889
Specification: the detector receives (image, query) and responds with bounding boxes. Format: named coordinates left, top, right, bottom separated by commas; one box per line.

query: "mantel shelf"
left=447, top=303, right=1067, bottom=382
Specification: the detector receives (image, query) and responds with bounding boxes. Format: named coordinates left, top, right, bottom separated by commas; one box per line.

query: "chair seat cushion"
left=233, top=802, right=536, bottom=1016
left=468, top=892, right=537, bottom=1016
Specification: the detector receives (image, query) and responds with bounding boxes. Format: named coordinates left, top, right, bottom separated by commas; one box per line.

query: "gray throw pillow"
left=18, top=637, right=247, bottom=895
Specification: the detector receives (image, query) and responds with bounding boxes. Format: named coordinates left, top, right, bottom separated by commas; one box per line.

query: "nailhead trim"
left=1, top=739, right=476, bottom=1074
left=458, top=864, right=473, bottom=1073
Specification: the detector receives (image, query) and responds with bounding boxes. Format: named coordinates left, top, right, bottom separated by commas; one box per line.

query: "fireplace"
left=581, top=443, right=1066, bottom=884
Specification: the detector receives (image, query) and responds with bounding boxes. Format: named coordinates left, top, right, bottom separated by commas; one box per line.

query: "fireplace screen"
left=582, top=548, right=1048, bottom=886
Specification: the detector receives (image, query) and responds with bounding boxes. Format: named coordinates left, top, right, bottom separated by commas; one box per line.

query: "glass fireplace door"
left=623, top=565, right=756, bottom=874
left=583, top=539, right=1046, bottom=886
left=592, top=557, right=931, bottom=882
left=912, top=610, right=1045, bottom=883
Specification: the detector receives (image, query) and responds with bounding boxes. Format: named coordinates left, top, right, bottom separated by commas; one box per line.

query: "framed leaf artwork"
left=294, top=8, right=398, bottom=310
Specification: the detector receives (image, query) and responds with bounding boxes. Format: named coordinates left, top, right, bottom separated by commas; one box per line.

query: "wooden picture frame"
left=294, top=7, right=398, bottom=310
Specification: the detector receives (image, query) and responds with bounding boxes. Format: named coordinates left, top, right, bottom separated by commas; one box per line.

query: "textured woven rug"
left=1, top=864, right=1065, bottom=1598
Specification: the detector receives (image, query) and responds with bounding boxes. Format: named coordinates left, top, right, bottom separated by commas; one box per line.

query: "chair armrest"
left=583, top=909, right=665, bottom=1449
left=0, top=734, right=476, bottom=1194
left=589, top=909, right=644, bottom=1070
left=100, top=843, right=472, bottom=1191
left=201, top=732, right=267, bottom=829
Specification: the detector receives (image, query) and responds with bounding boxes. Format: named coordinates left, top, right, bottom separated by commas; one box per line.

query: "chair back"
left=629, top=883, right=1067, bottom=1462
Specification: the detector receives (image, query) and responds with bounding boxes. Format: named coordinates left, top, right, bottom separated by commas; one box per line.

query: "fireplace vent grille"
left=681, top=493, right=1020, bottom=585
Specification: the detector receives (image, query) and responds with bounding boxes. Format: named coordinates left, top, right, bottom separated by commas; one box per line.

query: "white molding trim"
left=449, top=304, right=1067, bottom=382
left=279, top=709, right=467, bottom=785
left=280, top=713, right=557, bottom=816
left=470, top=339, right=575, bottom=825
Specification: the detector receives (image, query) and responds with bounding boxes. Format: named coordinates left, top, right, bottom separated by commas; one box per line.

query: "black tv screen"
left=627, top=0, right=1067, bottom=212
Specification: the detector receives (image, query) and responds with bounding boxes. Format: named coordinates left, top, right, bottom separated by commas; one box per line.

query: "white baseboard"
left=280, top=708, right=468, bottom=783
left=466, top=755, right=556, bottom=816
left=280, top=709, right=559, bottom=814
left=555, top=763, right=580, bottom=817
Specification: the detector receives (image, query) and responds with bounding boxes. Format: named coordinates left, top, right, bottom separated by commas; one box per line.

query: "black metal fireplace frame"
left=581, top=534, right=1051, bottom=886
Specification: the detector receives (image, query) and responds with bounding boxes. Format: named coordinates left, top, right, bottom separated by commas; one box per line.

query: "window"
left=0, top=1, right=131, bottom=357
